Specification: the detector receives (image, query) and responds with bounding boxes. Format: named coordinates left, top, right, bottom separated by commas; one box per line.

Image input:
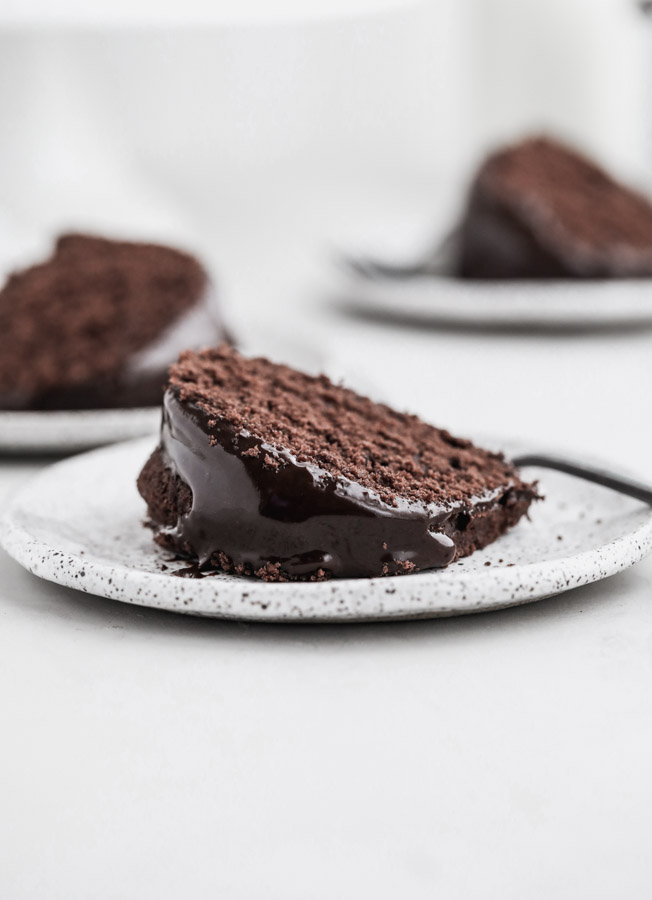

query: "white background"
left=1, top=1, right=652, bottom=897
left=0, top=0, right=649, bottom=268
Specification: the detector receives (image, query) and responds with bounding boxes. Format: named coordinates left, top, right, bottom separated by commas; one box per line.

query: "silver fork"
left=338, top=229, right=459, bottom=281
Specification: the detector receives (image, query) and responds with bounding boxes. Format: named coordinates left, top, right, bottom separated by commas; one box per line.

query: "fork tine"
left=341, top=255, right=427, bottom=280
left=336, top=227, right=460, bottom=281
left=336, top=252, right=382, bottom=280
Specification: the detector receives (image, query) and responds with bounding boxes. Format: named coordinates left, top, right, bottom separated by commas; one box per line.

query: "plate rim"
left=2, top=436, right=652, bottom=622
left=0, top=406, right=161, bottom=454
left=337, top=274, right=652, bottom=328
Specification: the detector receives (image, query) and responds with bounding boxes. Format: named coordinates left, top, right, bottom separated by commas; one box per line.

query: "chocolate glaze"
left=152, top=390, right=522, bottom=579
left=458, top=188, right=572, bottom=279
left=0, top=369, right=168, bottom=411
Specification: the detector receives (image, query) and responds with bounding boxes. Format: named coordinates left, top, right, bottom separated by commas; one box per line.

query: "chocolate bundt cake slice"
left=137, top=346, right=538, bottom=581
left=458, top=136, right=652, bottom=279
left=0, top=233, right=227, bottom=410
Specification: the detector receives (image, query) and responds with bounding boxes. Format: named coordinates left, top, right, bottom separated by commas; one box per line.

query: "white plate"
left=337, top=275, right=652, bottom=329
left=0, top=408, right=160, bottom=454
left=2, top=437, right=652, bottom=622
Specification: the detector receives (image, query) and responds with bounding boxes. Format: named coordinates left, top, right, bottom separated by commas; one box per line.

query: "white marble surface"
left=2, top=196, right=652, bottom=896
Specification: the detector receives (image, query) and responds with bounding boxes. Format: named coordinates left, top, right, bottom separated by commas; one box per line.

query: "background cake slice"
left=137, top=346, right=538, bottom=581
left=0, top=233, right=227, bottom=410
left=457, top=136, right=652, bottom=279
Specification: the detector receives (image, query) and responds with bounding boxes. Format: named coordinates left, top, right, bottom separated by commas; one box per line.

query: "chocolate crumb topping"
left=168, top=345, right=524, bottom=509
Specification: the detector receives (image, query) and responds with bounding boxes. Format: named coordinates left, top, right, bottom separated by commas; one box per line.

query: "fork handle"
left=513, top=454, right=652, bottom=506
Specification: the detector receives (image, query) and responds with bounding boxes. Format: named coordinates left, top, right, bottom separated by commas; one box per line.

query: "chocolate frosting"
left=458, top=188, right=572, bottom=279
left=154, top=390, right=514, bottom=579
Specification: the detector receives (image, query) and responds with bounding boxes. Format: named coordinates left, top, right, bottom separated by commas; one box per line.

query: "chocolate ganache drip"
left=151, top=390, right=515, bottom=579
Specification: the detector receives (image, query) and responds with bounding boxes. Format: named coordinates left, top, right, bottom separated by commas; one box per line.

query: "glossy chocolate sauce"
left=458, top=189, right=571, bottom=279
left=155, top=390, right=508, bottom=579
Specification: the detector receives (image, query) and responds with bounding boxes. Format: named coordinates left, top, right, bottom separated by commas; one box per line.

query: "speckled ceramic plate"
left=2, top=436, right=652, bottom=621
left=0, top=408, right=161, bottom=455
left=337, top=275, right=652, bottom=330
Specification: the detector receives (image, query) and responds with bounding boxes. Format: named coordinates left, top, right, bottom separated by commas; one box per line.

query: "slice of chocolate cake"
left=137, top=346, right=538, bottom=581
left=457, top=136, right=652, bottom=279
left=0, top=233, right=227, bottom=410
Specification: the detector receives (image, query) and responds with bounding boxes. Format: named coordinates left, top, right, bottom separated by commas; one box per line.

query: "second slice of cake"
left=138, top=347, right=538, bottom=581
left=0, top=233, right=227, bottom=410
left=457, top=136, right=652, bottom=279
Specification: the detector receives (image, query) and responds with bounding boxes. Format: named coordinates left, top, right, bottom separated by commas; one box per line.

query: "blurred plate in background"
left=336, top=275, right=652, bottom=330
left=0, top=408, right=160, bottom=455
